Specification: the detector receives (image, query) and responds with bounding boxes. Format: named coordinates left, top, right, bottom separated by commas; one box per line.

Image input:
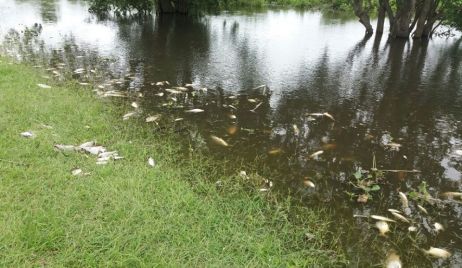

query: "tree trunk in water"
left=383, top=0, right=395, bottom=28
left=157, top=0, right=188, bottom=14
left=377, top=0, right=386, bottom=34
left=413, top=0, right=432, bottom=38
left=352, top=0, right=374, bottom=35
left=391, top=0, right=416, bottom=38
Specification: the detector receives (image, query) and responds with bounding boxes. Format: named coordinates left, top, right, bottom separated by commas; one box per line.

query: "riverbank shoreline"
left=0, top=59, right=346, bottom=266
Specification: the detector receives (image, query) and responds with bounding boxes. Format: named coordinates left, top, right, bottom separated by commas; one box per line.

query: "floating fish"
left=185, top=109, right=204, bottom=113
left=148, top=157, right=155, bottom=167
left=417, top=205, right=428, bottom=214
left=78, top=82, right=90, bottom=86
left=371, top=215, right=396, bottom=222
left=385, top=142, right=402, bottom=151
left=247, top=98, right=257, bottom=103
left=385, top=252, right=402, bottom=268
left=74, top=68, right=85, bottom=74
left=146, top=115, right=161, bottom=123
left=154, top=92, right=164, bottom=97
left=398, top=192, right=409, bottom=208
left=424, top=247, right=451, bottom=259
left=292, top=124, right=300, bottom=136
left=228, top=114, right=237, bottom=120
left=408, top=226, right=417, bottom=232
left=375, top=221, right=390, bottom=236
left=268, top=148, right=283, bottom=155
left=259, top=188, right=269, bottom=192
left=323, top=112, right=335, bottom=121
left=123, top=112, right=137, bottom=120
left=441, top=192, right=462, bottom=199
left=434, top=222, right=444, bottom=233
left=387, top=209, right=402, bottom=214
left=174, top=118, right=184, bottom=122
left=226, top=125, right=239, bottom=135
left=210, top=135, right=229, bottom=147
left=173, top=86, right=188, bottom=91
left=37, top=83, right=51, bottom=89
left=20, top=131, right=34, bottom=138
left=303, top=179, right=315, bottom=188
left=131, top=102, right=139, bottom=108
left=71, top=168, right=82, bottom=176
left=165, top=89, right=182, bottom=94
left=155, top=81, right=169, bottom=86
left=309, top=150, right=324, bottom=159
left=390, top=212, right=410, bottom=223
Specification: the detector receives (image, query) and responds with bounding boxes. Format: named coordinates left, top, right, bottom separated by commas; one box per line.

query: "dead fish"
left=357, top=194, right=368, bottom=203
left=79, top=141, right=95, bottom=148
left=371, top=215, right=396, bottom=222
left=37, top=83, right=51, bottom=89
left=148, top=157, right=155, bottom=167
left=78, top=82, right=90, bottom=86
left=303, top=179, right=315, bottom=188
left=146, top=115, right=161, bottom=123
left=323, top=112, right=335, bottom=121
left=259, top=188, right=269, bottom=192
left=441, top=192, right=462, bottom=199
left=74, top=68, right=85, bottom=74
left=174, top=118, right=184, bottom=122
left=20, top=131, right=34, bottom=138
left=390, top=212, right=410, bottom=223
left=52, top=70, right=60, bottom=76
left=388, top=209, right=402, bottom=214
left=123, top=112, right=137, bottom=120
left=417, top=205, right=428, bottom=214
left=155, top=81, right=170, bottom=86
left=226, top=125, right=239, bottom=135
left=408, top=226, right=417, bottom=232
left=82, top=146, right=106, bottom=155
left=398, top=192, right=409, bottom=208
left=434, top=222, right=444, bottom=233
left=385, top=251, right=402, bottom=268
left=173, top=86, right=188, bottom=91
left=385, top=142, right=402, bottom=151
left=309, top=150, right=324, bottom=159
left=165, top=89, right=182, bottom=94
left=228, top=114, right=237, bottom=120
left=455, top=149, right=462, bottom=156
left=54, top=144, right=76, bottom=152
left=210, top=135, right=229, bottom=147
left=424, top=247, right=451, bottom=259
left=185, top=109, right=204, bottom=113
left=154, top=92, right=164, bottom=97
left=228, top=105, right=237, bottom=110
left=247, top=98, right=257, bottom=103
left=131, top=102, right=139, bottom=108
left=375, top=221, right=390, bottom=236
left=98, top=151, right=118, bottom=158
left=71, top=168, right=82, bottom=176
left=292, top=124, right=300, bottom=136
left=268, top=148, right=283, bottom=155
left=97, top=85, right=105, bottom=89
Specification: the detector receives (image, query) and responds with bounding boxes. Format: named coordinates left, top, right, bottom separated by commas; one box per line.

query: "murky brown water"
left=1, top=0, right=462, bottom=266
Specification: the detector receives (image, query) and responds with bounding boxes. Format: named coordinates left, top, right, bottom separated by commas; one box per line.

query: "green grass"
left=0, top=59, right=345, bottom=266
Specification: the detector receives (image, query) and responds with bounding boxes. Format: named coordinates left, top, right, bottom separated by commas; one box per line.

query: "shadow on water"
left=1, top=1, right=462, bottom=265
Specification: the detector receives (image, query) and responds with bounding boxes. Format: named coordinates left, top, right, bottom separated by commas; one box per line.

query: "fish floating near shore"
left=210, top=135, right=229, bottom=147
left=185, top=108, right=204, bottom=113
left=424, top=247, right=451, bottom=259
left=375, top=221, right=389, bottom=236
left=37, top=83, right=51, bottom=89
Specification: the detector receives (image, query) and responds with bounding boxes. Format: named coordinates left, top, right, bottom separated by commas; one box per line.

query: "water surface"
left=1, top=0, right=462, bottom=266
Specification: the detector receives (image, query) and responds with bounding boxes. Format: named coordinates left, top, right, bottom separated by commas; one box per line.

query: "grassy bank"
left=0, top=59, right=345, bottom=266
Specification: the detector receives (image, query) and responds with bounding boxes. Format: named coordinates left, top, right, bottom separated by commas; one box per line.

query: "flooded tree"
left=352, top=0, right=462, bottom=39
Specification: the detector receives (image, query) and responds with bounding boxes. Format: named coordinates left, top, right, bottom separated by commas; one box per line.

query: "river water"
left=1, top=0, right=462, bottom=266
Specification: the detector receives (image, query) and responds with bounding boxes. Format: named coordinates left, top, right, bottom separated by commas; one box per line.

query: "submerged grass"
left=0, top=59, right=346, bottom=266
